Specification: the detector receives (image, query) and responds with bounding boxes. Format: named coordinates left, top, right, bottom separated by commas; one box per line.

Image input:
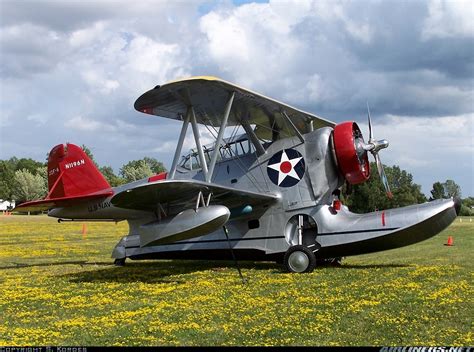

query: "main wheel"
left=284, top=245, right=316, bottom=273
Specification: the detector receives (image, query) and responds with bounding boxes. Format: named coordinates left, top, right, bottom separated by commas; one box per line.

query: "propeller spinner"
left=333, top=105, right=392, bottom=198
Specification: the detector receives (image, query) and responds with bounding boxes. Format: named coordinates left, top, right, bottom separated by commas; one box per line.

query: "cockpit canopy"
left=179, top=134, right=256, bottom=171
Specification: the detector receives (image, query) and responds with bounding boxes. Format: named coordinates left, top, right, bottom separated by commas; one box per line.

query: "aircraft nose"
left=453, top=197, right=462, bottom=216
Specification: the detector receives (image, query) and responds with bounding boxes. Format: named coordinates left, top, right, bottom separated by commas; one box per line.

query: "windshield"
left=179, top=135, right=255, bottom=171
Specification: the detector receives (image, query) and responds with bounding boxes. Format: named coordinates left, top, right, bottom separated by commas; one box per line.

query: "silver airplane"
left=16, top=76, right=460, bottom=273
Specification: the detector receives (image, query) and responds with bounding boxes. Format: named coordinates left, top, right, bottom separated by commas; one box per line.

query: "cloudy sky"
left=0, top=0, right=473, bottom=197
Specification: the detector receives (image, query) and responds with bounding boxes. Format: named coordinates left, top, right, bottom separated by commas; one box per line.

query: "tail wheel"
left=284, top=245, right=316, bottom=273
left=114, top=258, right=126, bottom=266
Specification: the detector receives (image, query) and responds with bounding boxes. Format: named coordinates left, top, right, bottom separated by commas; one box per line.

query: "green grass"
left=0, top=215, right=472, bottom=346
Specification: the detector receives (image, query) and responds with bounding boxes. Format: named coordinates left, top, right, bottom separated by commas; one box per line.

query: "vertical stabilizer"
left=47, top=143, right=111, bottom=198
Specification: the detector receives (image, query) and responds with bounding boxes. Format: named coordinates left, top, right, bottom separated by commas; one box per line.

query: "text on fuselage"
left=65, top=159, right=85, bottom=169
left=88, top=201, right=111, bottom=212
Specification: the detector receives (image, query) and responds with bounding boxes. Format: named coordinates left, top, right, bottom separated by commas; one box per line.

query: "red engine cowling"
left=333, top=121, right=370, bottom=184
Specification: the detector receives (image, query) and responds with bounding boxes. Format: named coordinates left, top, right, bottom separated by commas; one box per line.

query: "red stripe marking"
left=382, top=211, right=386, bottom=226
left=148, top=172, right=167, bottom=182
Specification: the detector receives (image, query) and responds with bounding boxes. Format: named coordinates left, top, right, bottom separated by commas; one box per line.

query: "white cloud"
left=199, top=1, right=308, bottom=90
left=368, top=114, right=474, bottom=159
left=81, top=70, right=120, bottom=94
left=69, top=22, right=106, bottom=47
left=312, top=1, right=373, bottom=43
left=27, top=114, right=49, bottom=126
left=360, top=113, right=474, bottom=194
left=0, top=24, right=66, bottom=77
left=0, top=110, right=11, bottom=128
left=64, top=116, right=116, bottom=132
left=422, top=0, right=474, bottom=40
left=125, top=36, right=186, bottom=77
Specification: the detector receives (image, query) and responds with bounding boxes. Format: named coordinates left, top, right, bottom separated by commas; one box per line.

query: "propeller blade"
left=374, top=153, right=393, bottom=199
left=367, top=102, right=373, bottom=142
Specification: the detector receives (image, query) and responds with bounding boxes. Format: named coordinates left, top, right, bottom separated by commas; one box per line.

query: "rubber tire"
left=284, top=245, right=317, bottom=273
left=114, top=258, right=126, bottom=266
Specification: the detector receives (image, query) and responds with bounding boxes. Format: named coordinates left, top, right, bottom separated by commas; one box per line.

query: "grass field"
left=0, top=215, right=472, bottom=346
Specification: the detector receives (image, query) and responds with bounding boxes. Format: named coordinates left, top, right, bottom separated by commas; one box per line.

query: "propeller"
left=362, top=103, right=393, bottom=198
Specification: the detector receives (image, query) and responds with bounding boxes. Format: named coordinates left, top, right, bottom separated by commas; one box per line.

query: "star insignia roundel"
left=267, top=149, right=305, bottom=187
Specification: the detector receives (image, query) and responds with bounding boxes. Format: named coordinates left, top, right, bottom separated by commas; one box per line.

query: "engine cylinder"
left=333, top=121, right=370, bottom=184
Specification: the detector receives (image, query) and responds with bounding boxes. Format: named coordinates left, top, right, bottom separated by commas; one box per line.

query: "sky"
left=0, top=0, right=473, bottom=197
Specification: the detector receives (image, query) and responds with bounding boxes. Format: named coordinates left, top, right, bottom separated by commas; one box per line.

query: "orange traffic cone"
left=444, top=236, right=453, bottom=246
left=82, top=223, right=87, bottom=238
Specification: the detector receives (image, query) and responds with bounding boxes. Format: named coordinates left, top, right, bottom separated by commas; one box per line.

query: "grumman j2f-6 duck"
left=16, top=77, right=460, bottom=273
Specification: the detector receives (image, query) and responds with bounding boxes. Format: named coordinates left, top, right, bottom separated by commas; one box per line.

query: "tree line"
left=0, top=146, right=471, bottom=215
left=342, top=163, right=472, bottom=216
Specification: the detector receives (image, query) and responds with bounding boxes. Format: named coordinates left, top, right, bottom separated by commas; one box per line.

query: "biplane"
left=15, top=76, right=460, bottom=273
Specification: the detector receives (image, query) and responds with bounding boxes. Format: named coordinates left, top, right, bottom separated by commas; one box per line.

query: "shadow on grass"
left=63, top=260, right=281, bottom=284
left=0, top=258, right=412, bottom=283
left=59, top=259, right=413, bottom=284
left=0, top=260, right=112, bottom=270
left=338, top=263, right=412, bottom=269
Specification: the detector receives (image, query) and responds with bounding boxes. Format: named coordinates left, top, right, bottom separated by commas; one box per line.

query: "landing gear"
left=330, top=257, right=343, bottom=267
left=284, top=245, right=316, bottom=273
left=114, top=258, right=126, bottom=266
left=317, top=257, right=344, bottom=267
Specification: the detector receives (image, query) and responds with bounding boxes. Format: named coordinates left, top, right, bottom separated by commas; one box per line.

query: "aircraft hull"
left=112, top=198, right=459, bottom=261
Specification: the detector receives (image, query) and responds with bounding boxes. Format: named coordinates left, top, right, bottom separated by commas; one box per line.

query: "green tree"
left=99, top=166, right=126, bottom=187
left=119, top=157, right=166, bottom=182
left=120, top=157, right=166, bottom=175
left=460, top=197, right=474, bottom=216
left=1, top=158, right=46, bottom=200
left=12, top=169, right=47, bottom=202
left=0, top=160, right=15, bottom=200
left=142, top=157, right=166, bottom=174
left=120, top=160, right=154, bottom=182
left=14, top=158, right=45, bottom=174
left=81, top=145, right=99, bottom=168
left=463, top=197, right=474, bottom=208
left=429, top=179, right=462, bottom=200
left=35, top=166, right=48, bottom=192
left=343, top=163, right=426, bottom=213
left=430, top=182, right=445, bottom=200
left=443, top=179, right=461, bottom=199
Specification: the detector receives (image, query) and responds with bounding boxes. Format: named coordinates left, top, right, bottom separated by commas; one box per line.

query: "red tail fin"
left=15, top=143, right=113, bottom=212
left=48, top=143, right=111, bottom=198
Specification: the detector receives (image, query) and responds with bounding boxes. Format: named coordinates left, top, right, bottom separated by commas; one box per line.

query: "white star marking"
left=268, top=150, right=303, bottom=186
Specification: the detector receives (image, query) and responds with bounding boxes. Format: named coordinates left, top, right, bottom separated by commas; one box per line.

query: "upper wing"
left=134, top=76, right=335, bottom=139
left=111, top=179, right=280, bottom=212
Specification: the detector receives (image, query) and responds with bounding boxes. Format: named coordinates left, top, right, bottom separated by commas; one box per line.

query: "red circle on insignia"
left=280, top=161, right=292, bottom=174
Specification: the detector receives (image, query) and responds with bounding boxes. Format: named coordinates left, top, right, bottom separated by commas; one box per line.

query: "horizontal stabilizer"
left=14, top=190, right=114, bottom=212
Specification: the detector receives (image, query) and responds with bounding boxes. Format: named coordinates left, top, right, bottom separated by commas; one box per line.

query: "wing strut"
left=169, top=110, right=191, bottom=179
left=206, top=92, right=235, bottom=182
left=240, top=114, right=266, bottom=156
left=223, top=226, right=247, bottom=285
left=282, top=110, right=304, bottom=143
left=190, top=107, right=209, bottom=180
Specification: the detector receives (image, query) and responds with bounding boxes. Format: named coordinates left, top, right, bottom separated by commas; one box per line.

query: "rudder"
left=48, top=143, right=111, bottom=198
